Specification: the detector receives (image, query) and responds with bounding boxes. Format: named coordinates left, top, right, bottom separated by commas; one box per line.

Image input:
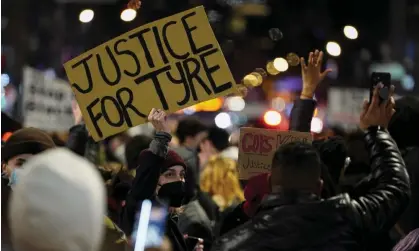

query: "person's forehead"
left=168, top=165, right=185, bottom=172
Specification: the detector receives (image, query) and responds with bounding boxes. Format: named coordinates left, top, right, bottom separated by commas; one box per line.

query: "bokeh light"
left=266, top=61, right=280, bottom=75
left=121, top=9, right=137, bottom=22
left=215, top=112, right=232, bottom=129
left=226, top=96, right=246, bottom=111
left=263, top=110, right=282, bottom=126
left=273, top=57, right=289, bottom=72
left=326, top=41, right=341, bottom=57
left=311, top=117, right=323, bottom=133
left=343, top=25, right=358, bottom=40
left=79, top=9, right=94, bottom=23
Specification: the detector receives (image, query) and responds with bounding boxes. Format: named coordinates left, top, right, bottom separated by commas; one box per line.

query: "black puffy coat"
left=211, top=129, right=410, bottom=251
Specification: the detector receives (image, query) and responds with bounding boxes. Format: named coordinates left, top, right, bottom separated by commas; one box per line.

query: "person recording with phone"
left=122, top=108, right=203, bottom=251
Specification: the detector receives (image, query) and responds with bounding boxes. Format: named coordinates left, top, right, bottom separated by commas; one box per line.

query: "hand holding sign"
left=300, top=50, right=332, bottom=99
left=148, top=109, right=171, bottom=134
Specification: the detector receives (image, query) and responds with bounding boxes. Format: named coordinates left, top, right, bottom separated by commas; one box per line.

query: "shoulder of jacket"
left=326, top=193, right=363, bottom=227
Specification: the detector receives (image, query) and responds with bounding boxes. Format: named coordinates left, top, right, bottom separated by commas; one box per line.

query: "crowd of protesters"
left=1, top=50, right=419, bottom=251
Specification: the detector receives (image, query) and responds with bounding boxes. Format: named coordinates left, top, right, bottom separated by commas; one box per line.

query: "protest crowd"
left=1, top=1, right=419, bottom=251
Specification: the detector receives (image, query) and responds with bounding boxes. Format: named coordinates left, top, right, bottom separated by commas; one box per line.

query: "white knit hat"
left=9, top=148, right=106, bottom=251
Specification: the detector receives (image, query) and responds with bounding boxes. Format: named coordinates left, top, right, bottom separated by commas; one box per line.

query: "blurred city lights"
left=343, top=25, right=358, bottom=40
left=195, top=98, right=223, bottom=112
left=183, top=106, right=196, bottom=115
left=1, top=73, right=10, bottom=87
left=311, top=117, right=323, bottom=133
left=271, top=97, right=286, bottom=111
left=326, top=41, right=341, bottom=57
left=266, top=61, right=280, bottom=75
left=2, top=132, right=12, bottom=142
left=226, top=96, right=246, bottom=111
left=273, top=57, right=289, bottom=72
left=263, top=110, right=282, bottom=126
left=242, top=74, right=260, bottom=87
left=79, top=9, right=94, bottom=23
left=215, top=112, right=232, bottom=129
left=121, top=8, right=137, bottom=22
left=250, top=72, right=263, bottom=86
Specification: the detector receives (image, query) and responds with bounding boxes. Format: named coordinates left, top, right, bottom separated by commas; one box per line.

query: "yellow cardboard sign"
left=64, top=6, right=237, bottom=141
left=237, top=127, right=312, bottom=180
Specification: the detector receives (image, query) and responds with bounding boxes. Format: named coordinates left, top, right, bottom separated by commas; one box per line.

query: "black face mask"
left=157, top=181, right=185, bottom=207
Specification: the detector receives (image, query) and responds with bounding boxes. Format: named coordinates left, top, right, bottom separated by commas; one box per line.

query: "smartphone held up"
left=370, top=72, right=391, bottom=104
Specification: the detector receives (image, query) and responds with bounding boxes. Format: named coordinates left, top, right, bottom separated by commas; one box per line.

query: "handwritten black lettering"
left=129, top=28, right=155, bottom=68
left=116, top=87, right=147, bottom=127
left=166, top=62, right=190, bottom=106
left=114, top=38, right=141, bottom=77
left=152, top=26, right=169, bottom=65
left=71, top=54, right=94, bottom=94
left=183, top=57, right=212, bottom=101
left=101, top=96, right=124, bottom=127
left=181, top=12, right=214, bottom=54
left=135, top=65, right=172, bottom=110
left=87, top=98, right=103, bottom=138
left=96, top=46, right=122, bottom=86
left=162, top=21, right=190, bottom=60
left=200, top=48, right=232, bottom=94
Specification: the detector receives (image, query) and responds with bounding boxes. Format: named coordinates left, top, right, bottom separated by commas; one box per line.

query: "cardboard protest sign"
left=237, top=127, right=312, bottom=180
left=64, top=6, right=237, bottom=141
left=22, top=67, right=74, bottom=132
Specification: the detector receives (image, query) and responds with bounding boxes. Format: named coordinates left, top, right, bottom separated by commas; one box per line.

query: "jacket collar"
left=259, top=190, right=320, bottom=211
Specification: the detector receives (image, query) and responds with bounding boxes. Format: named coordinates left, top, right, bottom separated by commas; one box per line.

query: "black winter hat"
left=2, top=127, right=56, bottom=162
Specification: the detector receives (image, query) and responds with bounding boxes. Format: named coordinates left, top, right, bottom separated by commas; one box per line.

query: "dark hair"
left=312, top=137, right=347, bottom=186
left=206, top=126, right=230, bottom=152
left=271, top=141, right=321, bottom=190
left=388, top=96, right=419, bottom=149
left=125, top=135, right=152, bottom=170
left=176, top=118, right=207, bottom=144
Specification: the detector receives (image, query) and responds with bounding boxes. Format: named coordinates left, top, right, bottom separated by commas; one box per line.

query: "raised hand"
left=72, top=100, right=83, bottom=125
left=148, top=108, right=171, bottom=133
left=359, top=84, right=396, bottom=130
left=300, top=50, right=332, bottom=99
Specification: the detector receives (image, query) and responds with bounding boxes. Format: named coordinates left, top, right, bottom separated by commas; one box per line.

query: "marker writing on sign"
left=240, top=133, right=274, bottom=155
left=241, top=156, right=271, bottom=170
left=275, top=134, right=309, bottom=149
left=70, top=10, right=233, bottom=139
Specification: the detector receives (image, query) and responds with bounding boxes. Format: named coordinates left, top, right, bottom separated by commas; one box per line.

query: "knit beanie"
left=9, top=148, right=106, bottom=251
left=2, top=127, right=55, bottom=162
left=139, top=149, right=187, bottom=174
left=162, top=150, right=187, bottom=173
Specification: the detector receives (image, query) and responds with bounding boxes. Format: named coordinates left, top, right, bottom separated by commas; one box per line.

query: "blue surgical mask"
left=8, top=169, right=18, bottom=188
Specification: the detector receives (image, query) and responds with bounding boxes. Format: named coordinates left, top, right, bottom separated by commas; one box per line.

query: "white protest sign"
left=22, top=67, right=74, bottom=132
left=327, top=88, right=369, bottom=130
